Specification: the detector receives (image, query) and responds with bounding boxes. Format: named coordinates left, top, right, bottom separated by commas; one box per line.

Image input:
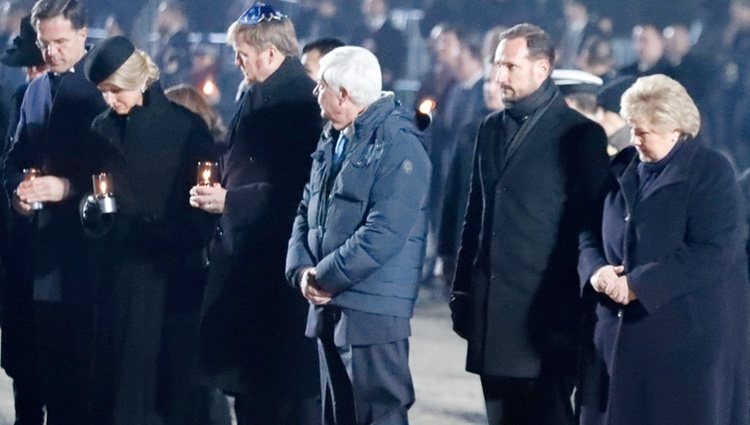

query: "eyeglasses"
left=237, top=2, right=288, bottom=25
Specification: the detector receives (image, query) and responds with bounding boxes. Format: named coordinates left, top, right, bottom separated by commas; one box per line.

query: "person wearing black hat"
left=188, top=3, right=322, bottom=424
left=80, top=35, right=228, bottom=425
left=3, top=0, right=107, bottom=423
left=0, top=14, right=49, bottom=425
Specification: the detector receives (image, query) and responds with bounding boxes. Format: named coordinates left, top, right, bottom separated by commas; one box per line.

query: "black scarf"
left=504, top=76, right=557, bottom=122
left=501, top=77, right=558, bottom=157
left=636, top=138, right=684, bottom=194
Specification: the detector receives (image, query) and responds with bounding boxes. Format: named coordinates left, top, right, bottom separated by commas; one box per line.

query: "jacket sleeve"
left=156, top=118, right=217, bottom=252
left=285, top=180, right=315, bottom=287
left=451, top=128, right=483, bottom=298
left=3, top=92, right=31, bottom=200
left=314, top=129, right=430, bottom=294
left=628, top=152, right=744, bottom=313
left=574, top=122, right=612, bottom=293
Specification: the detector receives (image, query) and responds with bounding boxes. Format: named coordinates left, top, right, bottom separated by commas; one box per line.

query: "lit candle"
left=92, top=172, right=117, bottom=214
left=418, top=98, right=436, bottom=115
left=197, top=161, right=218, bottom=186
left=202, top=79, right=216, bottom=96
left=22, top=168, right=43, bottom=210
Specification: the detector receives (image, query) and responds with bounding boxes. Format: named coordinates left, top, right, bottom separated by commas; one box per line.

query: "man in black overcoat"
left=2, top=0, right=107, bottom=423
left=189, top=4, right=322, bottom=424
left=450, top=23, right=609, bottom=425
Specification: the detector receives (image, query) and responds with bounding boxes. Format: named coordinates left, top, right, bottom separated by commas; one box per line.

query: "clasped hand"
left=591, top=264, right=637, bottom=305
left=299, top=268, right=332, bottom=305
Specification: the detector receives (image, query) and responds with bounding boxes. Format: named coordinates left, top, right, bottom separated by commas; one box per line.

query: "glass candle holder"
left=22, top=168, right=43, bottom=210
left=92, top=172, right=117, bottom=214
left=197, top=161, right=219, bottom=186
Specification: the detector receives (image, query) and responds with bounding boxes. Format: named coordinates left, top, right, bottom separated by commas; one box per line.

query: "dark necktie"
left=49, top=72, right=67, bottom=100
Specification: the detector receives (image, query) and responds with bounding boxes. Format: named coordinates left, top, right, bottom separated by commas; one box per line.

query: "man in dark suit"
left=286, top=46, right=430, bottom=425
left=188, top=3, right=322, bottom=424
left=450, top=23, right=609, bottom=425
left=3, top=0, right=107, bottom=423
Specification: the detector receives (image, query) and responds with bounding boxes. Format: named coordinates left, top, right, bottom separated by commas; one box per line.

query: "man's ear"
left=265, top=45, right=277, bottom=64
left=338, top=87, right=349, bottom=105
left=535, top=58, right=551, bottom=79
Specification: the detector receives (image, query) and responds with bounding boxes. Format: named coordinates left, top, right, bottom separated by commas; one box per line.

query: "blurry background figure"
left=0, top=0, right=25, bottom=48
left=594, top=75, right=637, bottom=155
left=301, top=37, right=344, bottom=80
left=556, top=0, right=602, bottom=69
left=662, top=23, right=713, bottom=146
left=578, top=36, right=617, bottom=82
left=0, top=13, right=46, bottom=425
left=619, top=24, right=676, bottom=78
left=435, top=33, right=486, bottom=284
left=353, top=0, right=405, bottom=89
left=294, top=0, right=359, bottom=43
left=552, top=68, right=603, bottom=121
left=151, top=0, right=190, bottom=87
left=188, top=44, right=221, bottom=106
left=103, top=14, right=126, bottom=37
left=718, top=0, right=750, bottom=168
left=0, top=0, right=28, bottom=135
left=482, top=25, right=507, bottom=67
left=165, top=84, right=227, bottom=143
left=417, top=23, right=460, bottom=281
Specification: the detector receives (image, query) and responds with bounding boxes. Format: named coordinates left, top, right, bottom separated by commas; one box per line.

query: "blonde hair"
left=620, top=74, right=700, bottom=138
left=226, top=18, right=299, bottom=57
left=164, top=84, right=227, bottom=141
left=104, top=49, right=160, bottom=91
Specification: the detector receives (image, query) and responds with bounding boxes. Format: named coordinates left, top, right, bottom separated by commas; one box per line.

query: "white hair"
left=318, top=46, right=382, bottom=108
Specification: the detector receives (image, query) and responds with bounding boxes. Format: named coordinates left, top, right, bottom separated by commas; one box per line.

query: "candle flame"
left=418, top=98, right=436, bottom=114
left=202, top=79, right=216, bottom=96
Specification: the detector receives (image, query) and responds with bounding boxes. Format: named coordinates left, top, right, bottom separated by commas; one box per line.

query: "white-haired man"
left=286, top=46, right=431, bottom=425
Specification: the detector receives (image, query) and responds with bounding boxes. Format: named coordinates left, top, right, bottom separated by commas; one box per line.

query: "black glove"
left=449, top=291, right=471, bottom=340
left=79, top=195, right=113, bottom=237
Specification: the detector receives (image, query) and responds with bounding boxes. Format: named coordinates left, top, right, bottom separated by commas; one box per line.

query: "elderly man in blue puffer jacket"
left=286, top=46, right=431, bottom=425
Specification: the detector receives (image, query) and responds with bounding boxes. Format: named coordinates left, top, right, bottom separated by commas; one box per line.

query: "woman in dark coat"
left=578, top=74, right=749, bottom=425
left=81, top=36, right=223, bottom=425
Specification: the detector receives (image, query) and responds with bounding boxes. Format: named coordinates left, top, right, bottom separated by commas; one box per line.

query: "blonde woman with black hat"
left=82, top=35, right=227, bottom=425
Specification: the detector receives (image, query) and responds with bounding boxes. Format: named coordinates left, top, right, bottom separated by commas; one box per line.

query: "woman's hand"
left=605, top=275, right=637, bottom=305
left=590, top=264, right=624, bottom=293
left=189, top=183, right=227, bottom=214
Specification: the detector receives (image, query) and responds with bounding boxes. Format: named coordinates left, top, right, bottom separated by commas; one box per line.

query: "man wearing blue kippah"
left=189, top=3, right=322, bottom=424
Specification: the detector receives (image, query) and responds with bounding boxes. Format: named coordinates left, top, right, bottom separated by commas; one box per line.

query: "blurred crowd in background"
left=0, top=0, right=749, bottom=281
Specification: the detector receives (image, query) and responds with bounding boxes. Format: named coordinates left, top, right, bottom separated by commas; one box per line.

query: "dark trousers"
left=233, top=391, right=319, bottom=425
left=12, top=378, right=44, bottom=425
left=480, top=374, right=576, bottom=425
left=34, top=302, right=93, bottom=425
left=318, top=335, right=414, bottom=425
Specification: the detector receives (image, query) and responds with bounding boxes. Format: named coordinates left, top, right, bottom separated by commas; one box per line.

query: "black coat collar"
left=619, top=137, right=698, bottom=208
